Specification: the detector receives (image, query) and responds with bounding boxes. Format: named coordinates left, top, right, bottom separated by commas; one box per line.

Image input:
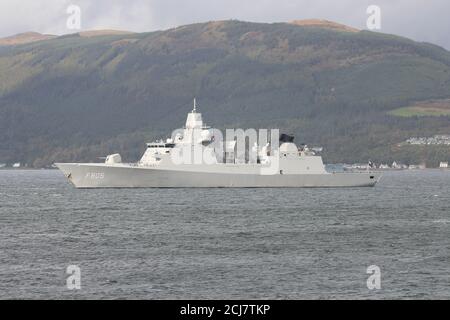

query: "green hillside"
left=1, top=20, right=450, bottom=167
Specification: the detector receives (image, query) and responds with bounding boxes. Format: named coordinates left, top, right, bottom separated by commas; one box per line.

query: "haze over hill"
left=0, top=29, right=135, bottom=46
left=0, top=20, right=449, bottom=167
left=0, top=32, right=56, bottom=46
left=289, top=19, right=359, bottom=33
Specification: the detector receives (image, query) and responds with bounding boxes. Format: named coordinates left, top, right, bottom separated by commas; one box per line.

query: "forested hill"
left=1, top=20, right=450, bottom=167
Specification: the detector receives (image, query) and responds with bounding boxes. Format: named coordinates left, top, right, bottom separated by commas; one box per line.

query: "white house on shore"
left=12, top=162, right=21, bottom=168
left=440, top=162, right=449, bottom=168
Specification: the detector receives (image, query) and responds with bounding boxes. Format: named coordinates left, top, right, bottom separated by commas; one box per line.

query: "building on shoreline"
left=405, top=135, right=450, bottom=145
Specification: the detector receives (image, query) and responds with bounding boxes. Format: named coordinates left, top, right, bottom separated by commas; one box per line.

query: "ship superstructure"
left=56, top=100, right=380, bottom=188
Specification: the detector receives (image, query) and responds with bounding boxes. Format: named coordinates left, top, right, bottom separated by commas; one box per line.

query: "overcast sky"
left=1, top=0, right=449, bottom=50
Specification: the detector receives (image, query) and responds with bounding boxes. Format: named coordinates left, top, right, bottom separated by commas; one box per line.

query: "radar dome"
left=279, top=142, right=298, bottom=153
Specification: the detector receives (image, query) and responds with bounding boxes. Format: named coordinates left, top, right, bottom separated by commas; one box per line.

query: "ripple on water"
left=0, top=169, right=449, bottom=299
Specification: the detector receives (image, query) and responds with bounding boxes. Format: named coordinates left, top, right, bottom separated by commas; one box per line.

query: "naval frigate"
left=56, top=100, right=381, bottom=188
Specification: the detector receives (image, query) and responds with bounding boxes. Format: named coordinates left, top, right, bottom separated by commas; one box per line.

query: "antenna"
left=193, top=98, right=197, bottom=112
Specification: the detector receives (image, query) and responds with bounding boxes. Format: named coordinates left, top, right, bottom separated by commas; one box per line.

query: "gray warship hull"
left=55, top=103, right=382, bottom=188
left=55, top=163, right=381, bottom=188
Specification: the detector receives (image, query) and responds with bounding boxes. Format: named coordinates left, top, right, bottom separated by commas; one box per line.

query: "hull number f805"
left=85, top=172, right=104, bottom=179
